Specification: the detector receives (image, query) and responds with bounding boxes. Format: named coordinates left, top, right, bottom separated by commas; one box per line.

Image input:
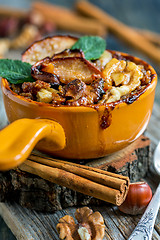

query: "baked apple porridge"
left=8, top=36, right=154, bottom=106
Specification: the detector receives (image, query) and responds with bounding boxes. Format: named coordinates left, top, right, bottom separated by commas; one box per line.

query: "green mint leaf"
left=0, top=59, right=34, bottom=84
left=71, top=36, right=106, bottom=60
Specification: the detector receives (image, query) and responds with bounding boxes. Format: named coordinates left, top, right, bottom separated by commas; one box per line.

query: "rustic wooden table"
left=0, top=100, right=160, bottom=239
left=0, top=0, right=160, bottom=239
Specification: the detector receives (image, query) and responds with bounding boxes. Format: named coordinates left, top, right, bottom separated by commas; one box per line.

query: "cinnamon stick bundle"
left=32, top=2, right=106, bottom=37
left=76, top=0, right=160, bottom=63
left=19, top=154, right=130, bottom=206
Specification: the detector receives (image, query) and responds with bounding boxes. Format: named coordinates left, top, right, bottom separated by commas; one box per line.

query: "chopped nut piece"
left=98, top=50, right=112, bottom=69
left=142, top=70, right=152, bottom=84
left=126, top=61, right=138, bottom=72
left=100, top=58, right=144, bottom=103
left=122, top=73, right=131, bottom=85
left=78, top=227, right=91, bottom=240
left=20, top=92, right=33, bottom=99
left=37, top=88, right=53, bottom=103
left=75, top=207, right=105, bottom=240
left=56, top=215, right=78, bottom=240
left=11, top=83, right=21, bottom=94
left=102, top=58, right=126, bottom=85
left=22, top=80, right=50, bottom=97
left=52, top=89, right=66, bottom=105
left=56, top=207, right=105, bottom=240
left=107, top=85, right=130, bottom=103
left=111, top=72, right=125, bottom=86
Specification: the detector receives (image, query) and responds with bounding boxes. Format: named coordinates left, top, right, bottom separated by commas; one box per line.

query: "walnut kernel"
left=56, top=207, right=105, bottom=240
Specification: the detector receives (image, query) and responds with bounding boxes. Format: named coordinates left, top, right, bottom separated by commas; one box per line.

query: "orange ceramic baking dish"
left=0, top=52, right=157, bottom=171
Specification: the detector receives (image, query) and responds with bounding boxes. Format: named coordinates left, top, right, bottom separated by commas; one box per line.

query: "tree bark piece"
left=19, top=157, right=129, bottom=206
left=28, top=154, right=130, bottom=191
left=0, top=135, right=150, bottom=212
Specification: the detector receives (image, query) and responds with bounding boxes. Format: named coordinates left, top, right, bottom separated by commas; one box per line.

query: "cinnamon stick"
left=29, top=153, right=129, bottom=192
left=32, top=2, right=106, bottom=37
left=76, top=0, right=160, bottom=62
left=0, top=7, right=28, bottom=18
left=136, top=28, right=160, bottom=46
left=19, top=154, right=129, bottom=206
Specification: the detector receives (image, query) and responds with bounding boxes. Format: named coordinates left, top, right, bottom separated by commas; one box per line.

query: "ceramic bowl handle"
left=0, top=118, right=66, bottom=171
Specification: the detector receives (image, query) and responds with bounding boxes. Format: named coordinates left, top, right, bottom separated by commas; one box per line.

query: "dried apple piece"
left=52, top=49, right=85, bottom=59
left=22, top=35, right=77, bottom=64
left=31, top=57, right=102, bottom=84
left=31, top=57, right=60, bottom=84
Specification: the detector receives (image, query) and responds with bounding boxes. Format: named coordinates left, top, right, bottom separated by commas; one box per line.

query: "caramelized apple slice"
left=52, top=49, right=85, bottom=59
left=31, top=57, right=60, bottom=84
left=31, top=57, right=102, bottom=84
left=22, top=35, right=78, bottom=64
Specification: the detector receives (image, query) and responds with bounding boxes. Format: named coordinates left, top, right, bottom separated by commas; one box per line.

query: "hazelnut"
left=118, top=181, right=152, bottom=215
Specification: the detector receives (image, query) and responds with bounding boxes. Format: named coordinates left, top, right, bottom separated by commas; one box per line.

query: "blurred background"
left=0, top=0, right=160, bottom=239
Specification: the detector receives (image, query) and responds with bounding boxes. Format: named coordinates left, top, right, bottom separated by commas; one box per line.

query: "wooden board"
left=0, top=176, right=159, bottom=240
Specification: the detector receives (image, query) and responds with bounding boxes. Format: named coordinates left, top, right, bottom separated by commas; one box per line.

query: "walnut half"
left=56, top=207, right=105, bottom=240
